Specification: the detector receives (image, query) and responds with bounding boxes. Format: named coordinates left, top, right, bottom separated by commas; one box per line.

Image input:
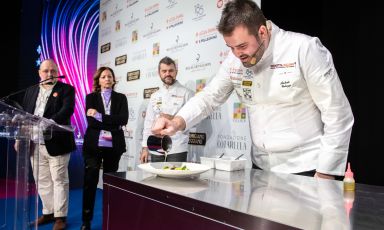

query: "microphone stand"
left=0, top=76, right=64, bottom=102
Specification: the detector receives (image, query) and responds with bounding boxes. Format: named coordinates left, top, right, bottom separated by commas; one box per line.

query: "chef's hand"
left=151, top=115, right=186, bottom=136
left=314, top=172, right=335, bottom=180
left=159, top=112, right=174, bottom=120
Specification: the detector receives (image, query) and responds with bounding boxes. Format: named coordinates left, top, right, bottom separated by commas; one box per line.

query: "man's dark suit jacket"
left=22, top=81, right=76, bottom=156
left=82, top=91, right=128, bottom=154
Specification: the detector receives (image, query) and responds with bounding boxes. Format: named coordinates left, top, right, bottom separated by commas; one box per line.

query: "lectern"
left=0, top=100, right=73, bottom=230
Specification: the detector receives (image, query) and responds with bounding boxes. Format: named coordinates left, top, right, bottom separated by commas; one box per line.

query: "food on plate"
left=163, top=165, right=188, bottom=170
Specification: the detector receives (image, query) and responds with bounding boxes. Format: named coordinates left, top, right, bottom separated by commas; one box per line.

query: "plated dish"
left=138, top=162, right=211, bottom=178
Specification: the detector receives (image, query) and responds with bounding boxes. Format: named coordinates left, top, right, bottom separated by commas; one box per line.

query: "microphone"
left=0, top=75, right=65, bottom=101
left=247, top=40, right=265, bottom=67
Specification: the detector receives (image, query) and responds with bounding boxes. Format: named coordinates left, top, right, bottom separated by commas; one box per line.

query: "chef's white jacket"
left=142, top=80, right=194, bottom=155
left=177, top=21, right=354, bottom=175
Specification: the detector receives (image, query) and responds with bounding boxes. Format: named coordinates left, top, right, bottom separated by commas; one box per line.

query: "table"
left=103, top=168, right=384, bottom=229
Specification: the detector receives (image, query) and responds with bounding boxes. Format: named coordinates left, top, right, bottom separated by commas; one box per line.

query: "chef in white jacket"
left=141, top=56, right=194, bottom=163
left=152, top=0, right=353, bottom=179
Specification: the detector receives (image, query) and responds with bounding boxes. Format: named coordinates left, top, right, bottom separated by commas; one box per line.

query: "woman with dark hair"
left=81, top=67, right=128, bottom=230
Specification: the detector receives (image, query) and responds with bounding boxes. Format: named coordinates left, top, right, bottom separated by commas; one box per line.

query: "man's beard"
left=162, top=76, right=175, bottom=85
left=242, top=40, right=265, bottom=68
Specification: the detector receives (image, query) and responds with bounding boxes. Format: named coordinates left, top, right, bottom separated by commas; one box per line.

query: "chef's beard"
left=241, top=40, right=265, bottom=68
left=162, top=76, right=175, bottom=86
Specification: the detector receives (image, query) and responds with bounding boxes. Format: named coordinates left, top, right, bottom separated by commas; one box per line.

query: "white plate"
left=138, top=162, right=211, bottom=178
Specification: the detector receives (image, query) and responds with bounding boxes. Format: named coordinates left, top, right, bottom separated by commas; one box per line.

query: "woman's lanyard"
left=101, top=92, right=111, bottom=115
left=100, top=92, right=113, bottom=142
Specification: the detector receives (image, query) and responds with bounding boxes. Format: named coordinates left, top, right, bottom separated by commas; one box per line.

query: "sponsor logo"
left=188, top=132, right=206, bottom=145
left=165, top=35, right=188, bottom=53
left=229, top=67, right=243, bottom=75
left=152, top=42, right=160, bottom=56
left=143, top=22, right=161, bottom=39
left=145, top=66, right=158, bottom=78
left=115, top=20, right=121, bottom=32
left=196, top=79, right=206, bottom=93
left=243, top=69, right=254, bottom=79
left=143, top=87, right=159, bottom=99
left=230, top=76, right=242, bottom=82
left=100, top=11, right=107, bottom=22
left=208, top=107, right=222, bottom=120
left=166, top=14, right=184, bottom=30
left=111, top=3, right=123, bottom=17
left=131, top=49, right=147, bottom=62
left=195, top=27, right=218, bottom=44
left=101, top=43, right=111, bottom=53
left=242, top=88, right=252, bottom=100
left=192, top=3, right=206, bottom=21
left=126, top=0, right=138, bottom=7
left=217, top=134, right=247, bottom=150
left=166, top=0, right=178, bottom=9
left=100, top=26, right=112, bottom=38
left=115, top=55, right=127, bottom=66
left=128, top=107, right=136, bottom=121
left=185, top=53, right=212, bottom=72
left=270, top=62, right=296, bottom=69
left=131, top=30, right=138, bottom=43
left=145, top=3, right=159, bottom=17
left=127, top=70, right=140, bottom=81
left=125, top=12, right=139, bottom=27
left=242, top=80, right=252, bottom=87
left=233, top=103, right=246, bottom=121
left=115, top=37, right=128, bottom=48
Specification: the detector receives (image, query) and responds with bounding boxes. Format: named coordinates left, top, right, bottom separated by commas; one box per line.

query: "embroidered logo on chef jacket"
left=280, top=80, right=291, bottom=88
left=229, top=67, right=243, bottom=75
left=242, top=80, right=252, bottom=87
left=243, top=69, right=254, bottom=79
left=270, top=62, right=296, bottom=69
left=230, top=66, right=245, bottom=88
left=270, top=62, right=297, bottom=76
left=153, top=97, right=162, bottom=113
left=170, top=94, right=185, bottom=107
left=323, top=67, right=334, bottom=78
left=242, top=88, right=252, bottom=99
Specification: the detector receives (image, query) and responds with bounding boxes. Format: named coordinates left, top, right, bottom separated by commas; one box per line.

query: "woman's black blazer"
left=82, top=91, right=128, bottom=154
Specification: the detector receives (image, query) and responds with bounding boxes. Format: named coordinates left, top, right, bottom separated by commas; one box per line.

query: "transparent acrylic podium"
left=0, top=100, right=74, bottom=230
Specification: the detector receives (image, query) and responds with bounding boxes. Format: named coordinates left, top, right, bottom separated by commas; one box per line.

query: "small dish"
left=200, top=156, right=215, bottom=169
left=214, top=157, right=247, bottom=171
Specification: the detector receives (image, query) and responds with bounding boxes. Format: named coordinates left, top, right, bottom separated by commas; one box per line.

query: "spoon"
left=234, top=154, right=244, bottom=160
left=217, top=153, right=225, bottom=158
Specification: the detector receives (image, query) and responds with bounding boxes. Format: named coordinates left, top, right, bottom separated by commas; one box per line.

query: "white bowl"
left=214, top=157, right=247, bottom=171
left=200, top=157, right=215, bottom=169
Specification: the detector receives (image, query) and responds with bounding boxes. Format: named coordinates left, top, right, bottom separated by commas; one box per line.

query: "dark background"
left=2, top=0, right=381, bottom=185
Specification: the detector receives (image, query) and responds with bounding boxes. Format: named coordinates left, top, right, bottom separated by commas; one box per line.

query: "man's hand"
left=159, top=113, right=174, bottom=120
left=14, top=140, right=20, bottom=153
left=140, top=147, right=149, bottom=163
left=151, top=115, right=186, bottom=136
left=314, top=172, right=335, bottom=180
